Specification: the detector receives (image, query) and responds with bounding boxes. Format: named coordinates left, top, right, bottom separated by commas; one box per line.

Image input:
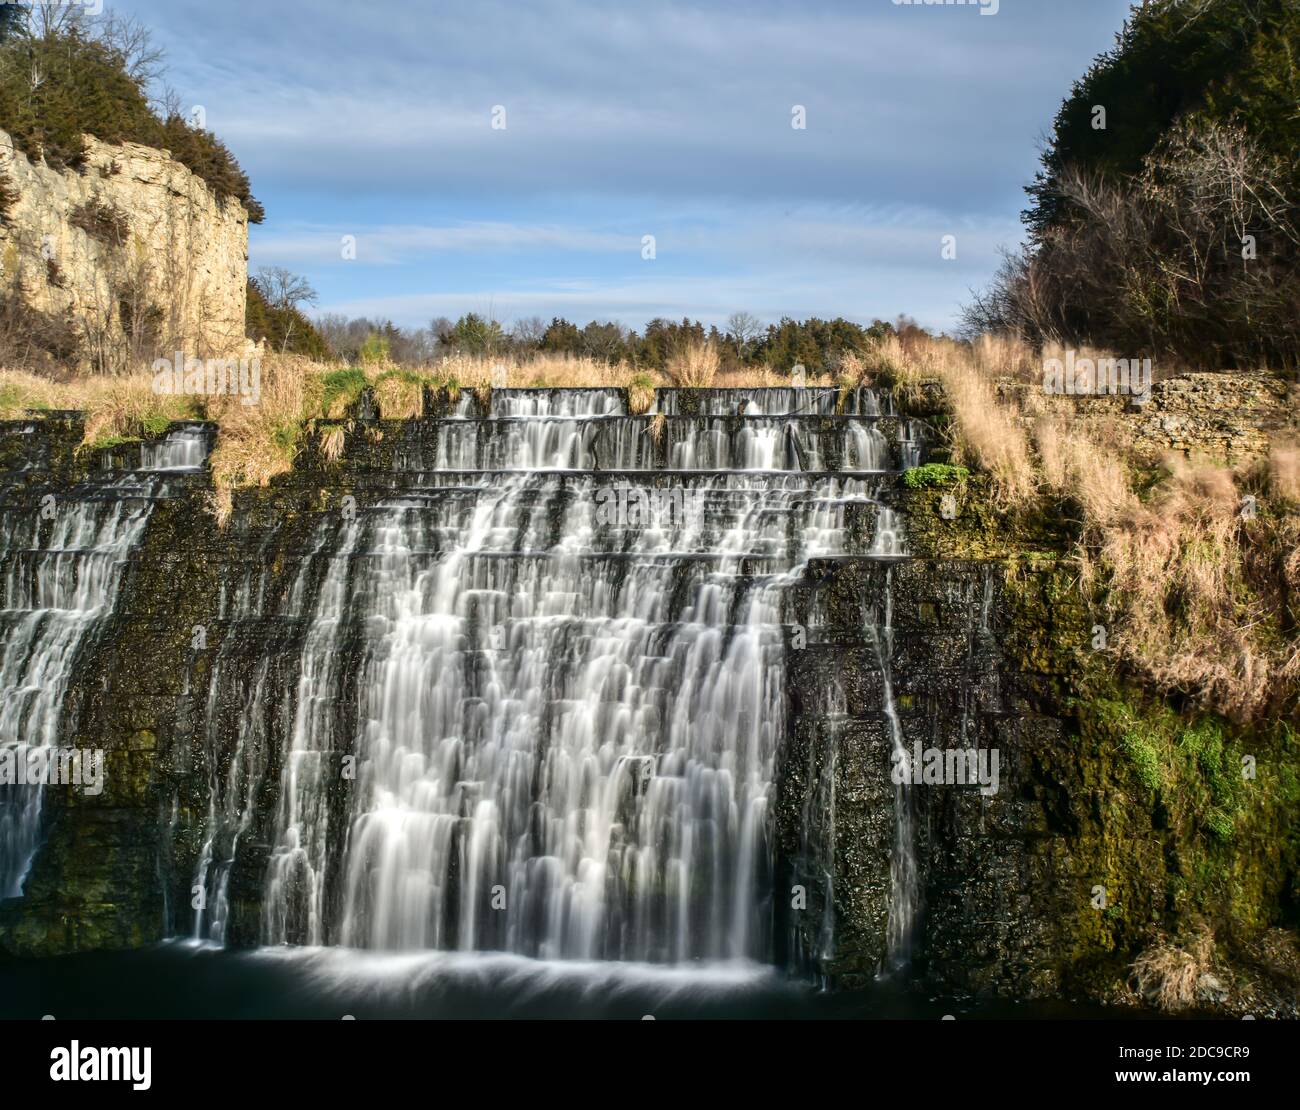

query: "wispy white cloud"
left=253, top=223, right=637, bottom=265
left=122, top=0, right=1133, bottom=329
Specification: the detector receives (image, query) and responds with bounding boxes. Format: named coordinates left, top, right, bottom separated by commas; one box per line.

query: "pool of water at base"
left=0, top=942, right=1133, bottom=1019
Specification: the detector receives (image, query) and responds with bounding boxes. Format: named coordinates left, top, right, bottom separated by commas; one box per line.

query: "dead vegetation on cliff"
left=862, top=331, right=1300, bottom=724
left=1130, top=926, right=1219, bottom=1012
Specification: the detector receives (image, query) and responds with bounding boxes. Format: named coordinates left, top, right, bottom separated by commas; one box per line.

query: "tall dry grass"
left=665, top=339, right=720, bottom=389
left=1269, top=441, right=1300, bottom=505
left=205, top=355, right=315, bottom=522
left=0, top=367, right=203, bottom=443
left=865, top=333, right=1037, bottom=507
left=429, top=352, right=638, bottom=391
left=859, top=332, right=1299, bottom=721
left=1093, top=457, right=1293, bottom=720
left=0, top=369, right=68, bottom=417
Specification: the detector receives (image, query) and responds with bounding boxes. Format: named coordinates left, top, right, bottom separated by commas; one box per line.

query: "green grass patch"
left=902, top=463, right=969, bottom=490
left=317, top=368, right=370, bottom=419
left=140, top=413, right=173, bottom=438
left=84, top=434, right=141, bottom=451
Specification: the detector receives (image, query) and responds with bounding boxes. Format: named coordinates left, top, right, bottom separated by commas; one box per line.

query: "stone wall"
left=0, top=128, right=249, bottom=367
left=1002, top=370, right=1295, bottom=463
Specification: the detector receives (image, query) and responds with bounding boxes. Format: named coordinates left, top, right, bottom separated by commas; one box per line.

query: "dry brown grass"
left=0, top=369, right=68, bottom=417
left=865, top=333, right=1037, bottom=507
left=371, top=372, right=423, bottom=420
left=1, top=367, right=201, bottom=443
left=626, top=373, right=656, bottom=416
left=1131, top=927, right=1217, bottom=1011
left=857, top=333, right=1298, bottom=721
left=78, top=373, right=202, bottom=448
left=1095, top=458, right=1274, bottom=718
left=1269, top=440, right=1300, bottom=505
left=431, top=352, right=638, bottom=391
left=319, top=425, right=347, bottom=462
left=206, top=355, right=311, bottom=513
left=665, top=339, right=720, bottom=389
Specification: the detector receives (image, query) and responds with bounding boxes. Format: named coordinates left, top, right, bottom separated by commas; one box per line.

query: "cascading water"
left=189, top=388, right=916, bottom=968
left=0, top=425, right=209, bottom=897
left=870, top=570, right=919, bottom=974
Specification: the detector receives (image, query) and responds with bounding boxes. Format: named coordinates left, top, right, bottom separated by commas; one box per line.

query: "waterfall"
left=0, top=425, right=207, bottom=897
left=871, top=570, right=919, bottom=974
left=190, top=387, right=914, bottom=967
left=140, top=424, right=213, bottom=471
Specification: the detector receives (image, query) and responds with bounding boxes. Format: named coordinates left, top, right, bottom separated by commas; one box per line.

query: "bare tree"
left=97, top=12, right=167, bottom=88
left=257, top=266, right=318, bottom=312
left=727, top=311, right=762, bottom=359
left=510, top=315, right=546, bottom=349
left=256, top=266, right=318, bottom=353
left=28, top=3, right=86, bottom=40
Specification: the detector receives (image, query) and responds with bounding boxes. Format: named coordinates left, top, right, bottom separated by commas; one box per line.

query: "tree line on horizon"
left=252, top=269, right=927, bottom=374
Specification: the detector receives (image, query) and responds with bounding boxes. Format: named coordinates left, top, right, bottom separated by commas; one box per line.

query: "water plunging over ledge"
left=184, top=387, right=920, bottom=969
left=0, top=426, right=211, bottom=897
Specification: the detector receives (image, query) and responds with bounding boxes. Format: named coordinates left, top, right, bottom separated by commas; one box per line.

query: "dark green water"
left=0, top=942, right=1123, bottom=1020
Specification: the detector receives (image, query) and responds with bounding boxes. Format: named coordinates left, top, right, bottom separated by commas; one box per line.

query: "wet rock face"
left=0, top=400, right=1291, bottom=1009
left=776, top=557, right=1080, bottom=994
left=778, top=544, right=1297, bottom=1003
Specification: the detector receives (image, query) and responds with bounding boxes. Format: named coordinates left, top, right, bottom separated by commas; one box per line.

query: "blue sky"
left=120, top=0, right=1135, bottom=334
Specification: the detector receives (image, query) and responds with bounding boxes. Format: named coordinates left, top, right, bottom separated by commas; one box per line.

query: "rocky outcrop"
left=1129, top=372, right=1294, bottom=459
left=0, top=128, right=249, bottom=367
left=1004, top=370, right=1294, bottom=463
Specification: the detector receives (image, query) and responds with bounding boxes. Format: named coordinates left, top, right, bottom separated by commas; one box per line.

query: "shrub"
left=0, top=168, right=17, bottom=223
left=69, top=199, right=130, bottom=246
left=358, top=333, right=391, bottom=367
left=0, top=286, right=80, bottom=369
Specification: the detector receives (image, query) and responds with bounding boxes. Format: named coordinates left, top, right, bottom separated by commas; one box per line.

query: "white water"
left=191, top=387, right=912, bottom=966
left=140, top=425, right=211, bottom=471
left=0, top=426, right=208, bottom=896
left=871, top=570, right=919, bottom=973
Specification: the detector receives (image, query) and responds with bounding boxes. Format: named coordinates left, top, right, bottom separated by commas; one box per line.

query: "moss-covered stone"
left=0, top=413, right=1294, bottom=1016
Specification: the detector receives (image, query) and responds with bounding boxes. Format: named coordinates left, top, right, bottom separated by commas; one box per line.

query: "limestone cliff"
left=0, top=128, right=249, bottom=367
